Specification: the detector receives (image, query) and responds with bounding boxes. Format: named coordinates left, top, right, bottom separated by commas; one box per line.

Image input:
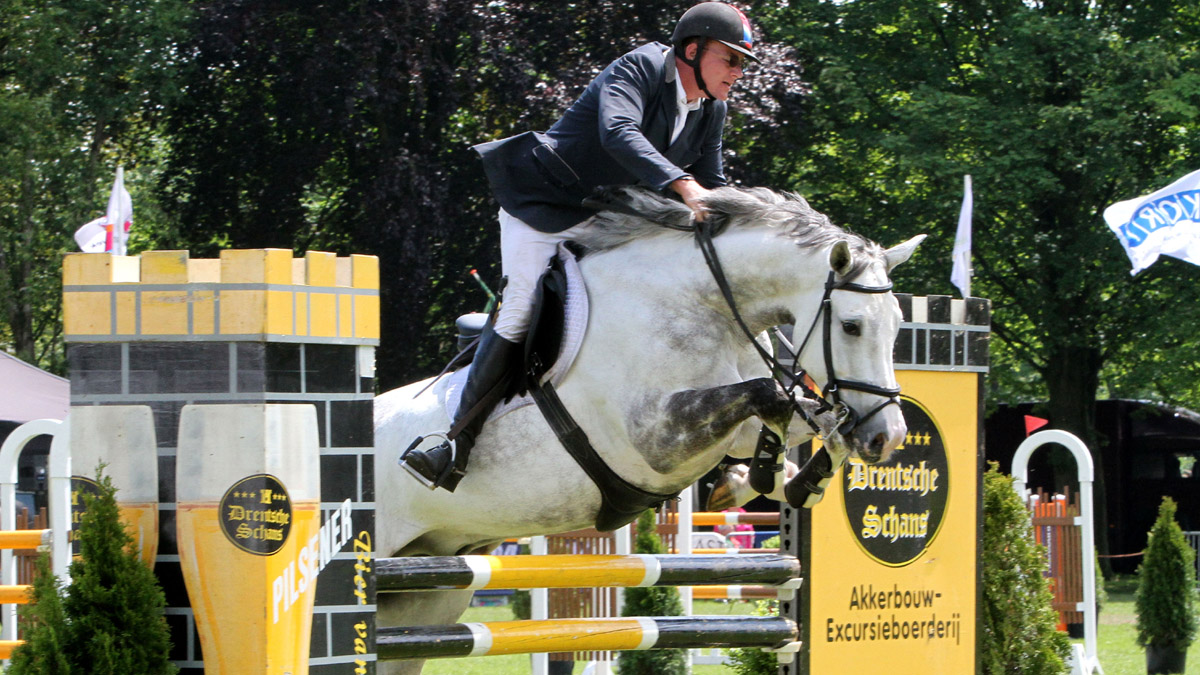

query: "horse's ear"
left=883, top=234, right=927, bottom=273
left=829, top=240, right=854, bottom=277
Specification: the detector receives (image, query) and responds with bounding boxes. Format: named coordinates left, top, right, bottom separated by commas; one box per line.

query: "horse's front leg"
left=783, top=427, right=854, bottom=509
left=705, top=397, right=850, bottom=511
left=636, top=377, right=793, bottom=477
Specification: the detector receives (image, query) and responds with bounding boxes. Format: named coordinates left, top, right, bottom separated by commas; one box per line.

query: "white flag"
left=105, top=167, right=133, bottom=255
left=1104, top=168, right=1200, bottom=275
left=950, top=175, right=973, bottom=298
left=73, top=217, right=109, bottom=252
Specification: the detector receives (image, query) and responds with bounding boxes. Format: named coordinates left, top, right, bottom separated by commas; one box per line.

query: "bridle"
left=691, top=220, right=902, bottom=438
left=786, top=271, right=902, bottom=435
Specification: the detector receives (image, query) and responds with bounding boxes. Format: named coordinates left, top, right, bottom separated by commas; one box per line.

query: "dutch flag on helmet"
left=733, top=6, right=754, bottom=50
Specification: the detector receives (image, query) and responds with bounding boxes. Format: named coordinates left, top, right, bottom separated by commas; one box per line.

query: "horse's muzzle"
left=851, top=411, right=906, bottom=464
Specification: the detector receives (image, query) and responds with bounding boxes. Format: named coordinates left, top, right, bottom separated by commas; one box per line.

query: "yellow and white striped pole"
left=666, top=512, right=780, bottom=526
left=375, top=553, right=800, bottom=592
left=377, top=615, right=800, bottom=661
left=692, top=584, right=799, bottom=600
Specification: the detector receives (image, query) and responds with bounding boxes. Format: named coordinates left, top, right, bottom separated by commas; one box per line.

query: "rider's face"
left=697, top=42, right=746, bottom=101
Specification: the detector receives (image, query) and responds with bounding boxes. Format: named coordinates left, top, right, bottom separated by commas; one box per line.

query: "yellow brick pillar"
left=64, top=249, right=380, bottom=674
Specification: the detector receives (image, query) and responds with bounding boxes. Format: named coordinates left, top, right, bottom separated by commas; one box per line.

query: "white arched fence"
left=0, top=417, right=72, bottom=653
left=1011, top=429, right=1101, bottom=675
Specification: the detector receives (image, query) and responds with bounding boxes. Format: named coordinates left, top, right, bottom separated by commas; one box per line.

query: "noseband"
left=692, top=222, right=901, bottom=438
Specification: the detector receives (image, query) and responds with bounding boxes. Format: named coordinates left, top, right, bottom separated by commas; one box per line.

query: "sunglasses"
left=713, top=51, right=747, bottom=70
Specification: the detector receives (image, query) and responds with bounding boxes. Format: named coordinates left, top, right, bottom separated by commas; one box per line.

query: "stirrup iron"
left=400, top=433, right=462, bottom=491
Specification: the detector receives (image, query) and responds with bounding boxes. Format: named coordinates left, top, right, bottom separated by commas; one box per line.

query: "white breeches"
left=494, top=209, right=577, bottom=342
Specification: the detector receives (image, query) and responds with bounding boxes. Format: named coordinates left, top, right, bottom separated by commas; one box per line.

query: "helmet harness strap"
left=678, top=38, right=716, bottom=101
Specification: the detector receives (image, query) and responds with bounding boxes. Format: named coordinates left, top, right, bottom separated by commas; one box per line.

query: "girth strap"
left=528, top=372, right=679, bottom=532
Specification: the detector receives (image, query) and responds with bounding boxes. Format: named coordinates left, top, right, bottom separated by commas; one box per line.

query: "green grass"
left=1086, top=576, right=1200, bottom=675
left=422, top=583, right=1200, bottom=674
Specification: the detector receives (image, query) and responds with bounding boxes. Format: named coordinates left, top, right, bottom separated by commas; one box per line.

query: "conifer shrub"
left=617, top=509, right=685, bottom=675
left=1135, top=497, right=1198, bottom=652
left=1094, top=555, right=1108, bottom=612
left=980, top=464, right=1069, bottom=675
left=511, top=586, right=531, bottom=620
left=9, top=469, right=175, bottom=674
left=7, top=553, right=71, bottom=673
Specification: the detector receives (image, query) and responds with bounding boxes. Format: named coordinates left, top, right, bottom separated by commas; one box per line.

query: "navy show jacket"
left=473, top=42, right=728, bottom=233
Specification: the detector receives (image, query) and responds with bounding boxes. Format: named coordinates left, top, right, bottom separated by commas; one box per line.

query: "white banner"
left=73, top=217, right=109, bottom=252
left=105, top=167, right=133, bottom=255
left=950, top=175, right=972, bottom=298
left=1104, top=168, right=1200, bottom=275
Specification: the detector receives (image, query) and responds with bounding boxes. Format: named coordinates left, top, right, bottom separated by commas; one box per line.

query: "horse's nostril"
left=870, top=433, right=887, bottom=454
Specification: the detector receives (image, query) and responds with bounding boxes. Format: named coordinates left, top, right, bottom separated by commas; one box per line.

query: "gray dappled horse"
left=374, top=186, right=923, bottom=673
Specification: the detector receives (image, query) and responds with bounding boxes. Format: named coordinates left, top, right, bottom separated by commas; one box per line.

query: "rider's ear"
left=829, top=240, right=854, bottom=277
left=883, top=234, right=927, bottom=273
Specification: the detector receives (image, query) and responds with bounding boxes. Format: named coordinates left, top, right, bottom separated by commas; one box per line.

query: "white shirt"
left=671, top=64, right=703, bottom=147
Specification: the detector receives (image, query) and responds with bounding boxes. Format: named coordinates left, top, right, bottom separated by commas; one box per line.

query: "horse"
left=373, top=186, right=924, bottom=673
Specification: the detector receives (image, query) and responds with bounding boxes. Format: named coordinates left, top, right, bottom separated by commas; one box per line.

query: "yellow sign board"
left=804, top=369, right=979, bottom=672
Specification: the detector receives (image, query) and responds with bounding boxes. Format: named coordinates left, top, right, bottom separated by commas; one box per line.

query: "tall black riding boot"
left=400, top=324, right=521, bottom=492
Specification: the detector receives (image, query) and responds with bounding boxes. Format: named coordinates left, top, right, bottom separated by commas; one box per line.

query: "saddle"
left=449, top=246, right=678, bottom=532
left=445, top=243, right=585, bottom=408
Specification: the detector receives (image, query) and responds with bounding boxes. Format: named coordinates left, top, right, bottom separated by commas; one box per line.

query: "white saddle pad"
left=442, top=243, right=589, bottom=421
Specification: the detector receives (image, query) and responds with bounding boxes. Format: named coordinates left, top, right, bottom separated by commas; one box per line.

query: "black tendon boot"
left=401, top=324, right=521, bottom=491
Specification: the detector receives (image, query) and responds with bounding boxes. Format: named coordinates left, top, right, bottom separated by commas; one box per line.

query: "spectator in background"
left=716, top=506, right=754, bottom=548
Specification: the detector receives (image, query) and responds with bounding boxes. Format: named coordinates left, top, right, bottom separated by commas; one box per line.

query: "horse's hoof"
left=705, top=474, right=738, bottom=511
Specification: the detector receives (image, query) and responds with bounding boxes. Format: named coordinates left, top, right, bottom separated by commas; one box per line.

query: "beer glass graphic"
left=176, top=403, right=320, bottom=674
left=69, top=405, right=160, bottom=568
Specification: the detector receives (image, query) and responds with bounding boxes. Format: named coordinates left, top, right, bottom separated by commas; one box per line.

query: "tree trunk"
left=8, top=151, right=38, bottom=365
left=1042, top=344, right=1112, bottom=572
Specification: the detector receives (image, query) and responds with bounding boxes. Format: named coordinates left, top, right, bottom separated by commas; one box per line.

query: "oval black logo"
left=841, top=397, right=949, bottom=566
left=70, top=476, right=105, bottom=553
left=219, top=474, right=293, bottom=556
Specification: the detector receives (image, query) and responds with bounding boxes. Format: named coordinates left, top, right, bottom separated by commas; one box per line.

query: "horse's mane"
left=576, top=186, right=882, bottom=272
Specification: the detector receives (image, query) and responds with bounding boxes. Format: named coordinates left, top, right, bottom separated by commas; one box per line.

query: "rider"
left=401, top=2, right=759, bottom=491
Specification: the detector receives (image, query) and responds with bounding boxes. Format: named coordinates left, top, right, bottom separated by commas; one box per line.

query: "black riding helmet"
left=672, top=2, right=758, bottom=99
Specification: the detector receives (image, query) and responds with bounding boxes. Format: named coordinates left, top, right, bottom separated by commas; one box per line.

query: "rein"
left=691, top=220, right=901, bottom=438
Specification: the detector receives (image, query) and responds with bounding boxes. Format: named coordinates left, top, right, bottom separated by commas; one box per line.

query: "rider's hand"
left=671, top=177, right=710, bottom=222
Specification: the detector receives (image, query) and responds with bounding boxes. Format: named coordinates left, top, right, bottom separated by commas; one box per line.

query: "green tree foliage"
left=774, top=0, right=1200, bottom=415
left=7, top=553, right=71, bottom=673
left=1135, top=497, right=1198, bottom=651
left=617, top=509, right=685, bottom=675
left=767, top=0, right=1200, bottom=557
left=0, top=0, right=188, bottom=372
left=162, top=1, right=803, bottom=389
left=8, top=470, right=175, bottom=674
left=980, top=464, right=1069, bottom=675
left=8, top=1, right=1200, bottom=502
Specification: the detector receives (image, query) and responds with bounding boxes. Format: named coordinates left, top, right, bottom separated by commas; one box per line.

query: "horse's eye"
left=842, top=321, right=861, bottom=336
